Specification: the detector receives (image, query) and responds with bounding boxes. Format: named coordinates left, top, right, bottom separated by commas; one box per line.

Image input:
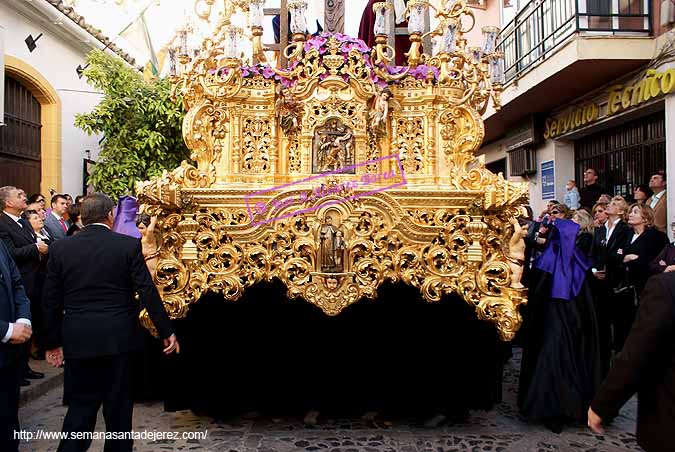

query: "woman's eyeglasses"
left=550, top=210, right=561, bottom=215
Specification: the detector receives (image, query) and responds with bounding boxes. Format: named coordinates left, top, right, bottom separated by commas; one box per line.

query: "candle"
left=439, top=19, right=458, bottom=54
left=179, top=28, right=188, bottom=57
left=407, top=0, right=428, bottom=35
left=168, top=47, right=177, bottom=76
left=372, top=2, right=393, bottom=36
left=482, top=26, right=500, bottom=54
left=288, top=0, right=308, bottom=34
left=489, top=52, right=505, bottom=84
left=469, top=46, right=483, bottom=64
left=249, top=0, right=265, bottom=28
left=223, top=26, right=242, bottom=59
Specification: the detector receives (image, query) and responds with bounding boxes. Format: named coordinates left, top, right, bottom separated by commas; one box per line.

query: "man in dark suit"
left=43, top=193, right=179, bottom=452
left=0, top=240, right=33, bottom=452
left=588, top=272, right=675, bottom=452
left=0, top=186, right=47, bottom=383
left=44, top=194, right=70, bottom=241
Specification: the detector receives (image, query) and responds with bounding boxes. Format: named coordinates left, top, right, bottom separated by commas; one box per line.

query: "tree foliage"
left=75, top=50, right=188, bottom=199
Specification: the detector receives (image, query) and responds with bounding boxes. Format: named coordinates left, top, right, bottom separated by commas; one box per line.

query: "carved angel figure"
left=136, top=213, right=160, bottom=278
left=507, top=216, right=528, bottom=289
left=275, top=85, right=303, bottom=136
left=368, top=87, right=398, bottom=135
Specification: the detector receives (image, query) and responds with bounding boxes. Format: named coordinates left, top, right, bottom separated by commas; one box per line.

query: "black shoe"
left=24, top=369, right=45, bottom=379
left=20, top=379, right=31, bottom=387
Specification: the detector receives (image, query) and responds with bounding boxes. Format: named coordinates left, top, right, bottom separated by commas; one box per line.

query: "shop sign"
left=607, top=68, right=675, bottom=116
left=541, top=160, right=555, bottom=200
left=543, top=67, right=675, bottom=140
left=543, top=103, right=599, bottom=139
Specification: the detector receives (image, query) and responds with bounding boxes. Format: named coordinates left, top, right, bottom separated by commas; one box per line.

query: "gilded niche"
left=138, top=0, right=529, bottom=341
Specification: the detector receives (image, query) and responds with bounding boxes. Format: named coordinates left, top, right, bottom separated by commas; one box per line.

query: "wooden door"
left=0, top=75, right=42, bottom=195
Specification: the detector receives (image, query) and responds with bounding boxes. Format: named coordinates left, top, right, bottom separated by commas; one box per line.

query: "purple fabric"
left=534, top=219, right=592, bottom=301
left=112, top=195, right=140, bottom=238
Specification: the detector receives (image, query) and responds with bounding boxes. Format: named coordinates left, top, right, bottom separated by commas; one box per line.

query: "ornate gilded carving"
left=139, top=0, right=528, bottom=341
left=394, top=117, right=425, bottom=174
left=242, top=117, right=271, bottom=173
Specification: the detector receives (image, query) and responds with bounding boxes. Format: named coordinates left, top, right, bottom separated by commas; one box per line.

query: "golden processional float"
left=136, top=0, right=530, bottom=341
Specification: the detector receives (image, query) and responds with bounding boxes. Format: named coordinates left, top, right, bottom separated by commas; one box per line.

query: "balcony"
left=499, top=0, right=651, bottom=83
left=484, top=0, right=654, bottom=143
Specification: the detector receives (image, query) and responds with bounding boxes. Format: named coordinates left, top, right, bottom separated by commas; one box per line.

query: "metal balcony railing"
left=497, top=0, right=652, bottom=84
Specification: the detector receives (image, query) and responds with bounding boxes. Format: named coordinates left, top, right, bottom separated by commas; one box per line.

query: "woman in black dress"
left=518, top=218, right=602, bottom=433
left=611, top=204, right=669, bottom=352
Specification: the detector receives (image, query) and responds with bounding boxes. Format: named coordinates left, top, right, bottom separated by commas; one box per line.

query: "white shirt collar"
left=650, top=190, right=666, bottom=209
left=51, top=210, right=63, bottom=221
left=606, top=217, right=621, bottom=240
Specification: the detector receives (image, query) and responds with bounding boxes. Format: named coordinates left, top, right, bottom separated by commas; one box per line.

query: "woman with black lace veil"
left=518, top=218, right=602, bottom=433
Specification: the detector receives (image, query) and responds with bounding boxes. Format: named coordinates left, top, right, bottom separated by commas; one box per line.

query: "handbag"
left=612, top=283, right=639, bottom=307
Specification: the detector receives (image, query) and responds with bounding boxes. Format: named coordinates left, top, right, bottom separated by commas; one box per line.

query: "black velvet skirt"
left=518, top=269, right=602, bottom=422
left=144, top=279, right=506, bottom=418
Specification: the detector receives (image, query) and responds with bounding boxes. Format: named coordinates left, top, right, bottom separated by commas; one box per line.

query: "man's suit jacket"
left=42, top=225, right=173, bottom=360
left=646, top=191, right=668, bottom=234
left=0, top=212, right=40, bottom=299
left=590, top=220, right=632, bottom=290
left=0, top=241, right=32, bottom=369
left=591, top=272, right=675, bottom=452
left=44, top=213, right=68, bottom=241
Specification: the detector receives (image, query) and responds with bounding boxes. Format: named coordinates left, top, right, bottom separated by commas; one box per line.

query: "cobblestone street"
left=18, top=351, right=641, bottom=452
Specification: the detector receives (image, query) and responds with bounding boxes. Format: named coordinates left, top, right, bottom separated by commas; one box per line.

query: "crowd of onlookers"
left=516, top=169, right=674, bottom=451
left=0, top=187, right=85, bottom=387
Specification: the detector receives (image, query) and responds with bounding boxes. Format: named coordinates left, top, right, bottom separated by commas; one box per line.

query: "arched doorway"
left=3, top=55, right=62, bottom=194
left=1, top=75, right=42, bottom=193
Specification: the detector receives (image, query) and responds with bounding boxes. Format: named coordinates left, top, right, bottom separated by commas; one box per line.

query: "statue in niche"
left=312, top=119, right=355, bottom=174
left=275, top=85, right=303, bottom=136
left=318, top=214, right=347, bottom=273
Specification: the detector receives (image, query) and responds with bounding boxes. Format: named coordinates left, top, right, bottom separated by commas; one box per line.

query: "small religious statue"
left=507, top=216, right=528, bottom=289
left=368, top=87, right=398, bottom=136
left=136, top=213, right=160, bottom=278
left=319, top=215, right=347, bottom=273
left=312, top=120, right=355, bottom=173
left=275, top=85, right=303, bottom=136
left=334, top=230, right=347, bottom=269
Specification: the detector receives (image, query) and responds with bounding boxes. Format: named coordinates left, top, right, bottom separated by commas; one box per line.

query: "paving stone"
left=18, top=349, right=640, bottom=452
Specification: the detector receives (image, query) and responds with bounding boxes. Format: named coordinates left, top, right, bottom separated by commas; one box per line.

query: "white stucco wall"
left=479, top=135, right=576, bottom=217
left=1, top=2, right=104, bottom=197
left=666, top=94, right=675, bottom=242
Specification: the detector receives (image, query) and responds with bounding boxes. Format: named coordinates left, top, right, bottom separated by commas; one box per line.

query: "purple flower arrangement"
left=215, top=33, right=439, bottom=88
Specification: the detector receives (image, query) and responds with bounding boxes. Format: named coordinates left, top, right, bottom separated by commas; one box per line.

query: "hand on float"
left=163, top=334, right=180, bottom=355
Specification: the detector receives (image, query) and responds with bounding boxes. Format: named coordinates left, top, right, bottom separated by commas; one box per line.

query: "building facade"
left=480, top=0, right=675, bottom=239
left=0, top=0, right=135, bottom=198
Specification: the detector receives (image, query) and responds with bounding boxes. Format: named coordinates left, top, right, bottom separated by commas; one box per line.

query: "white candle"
left=482, top=26, right=500, bottom=55
left=289, top=0, right=308, bottom=34
left=249, top=0, right=266, bottom=28
left=407, top=0, right=428, bottom=35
